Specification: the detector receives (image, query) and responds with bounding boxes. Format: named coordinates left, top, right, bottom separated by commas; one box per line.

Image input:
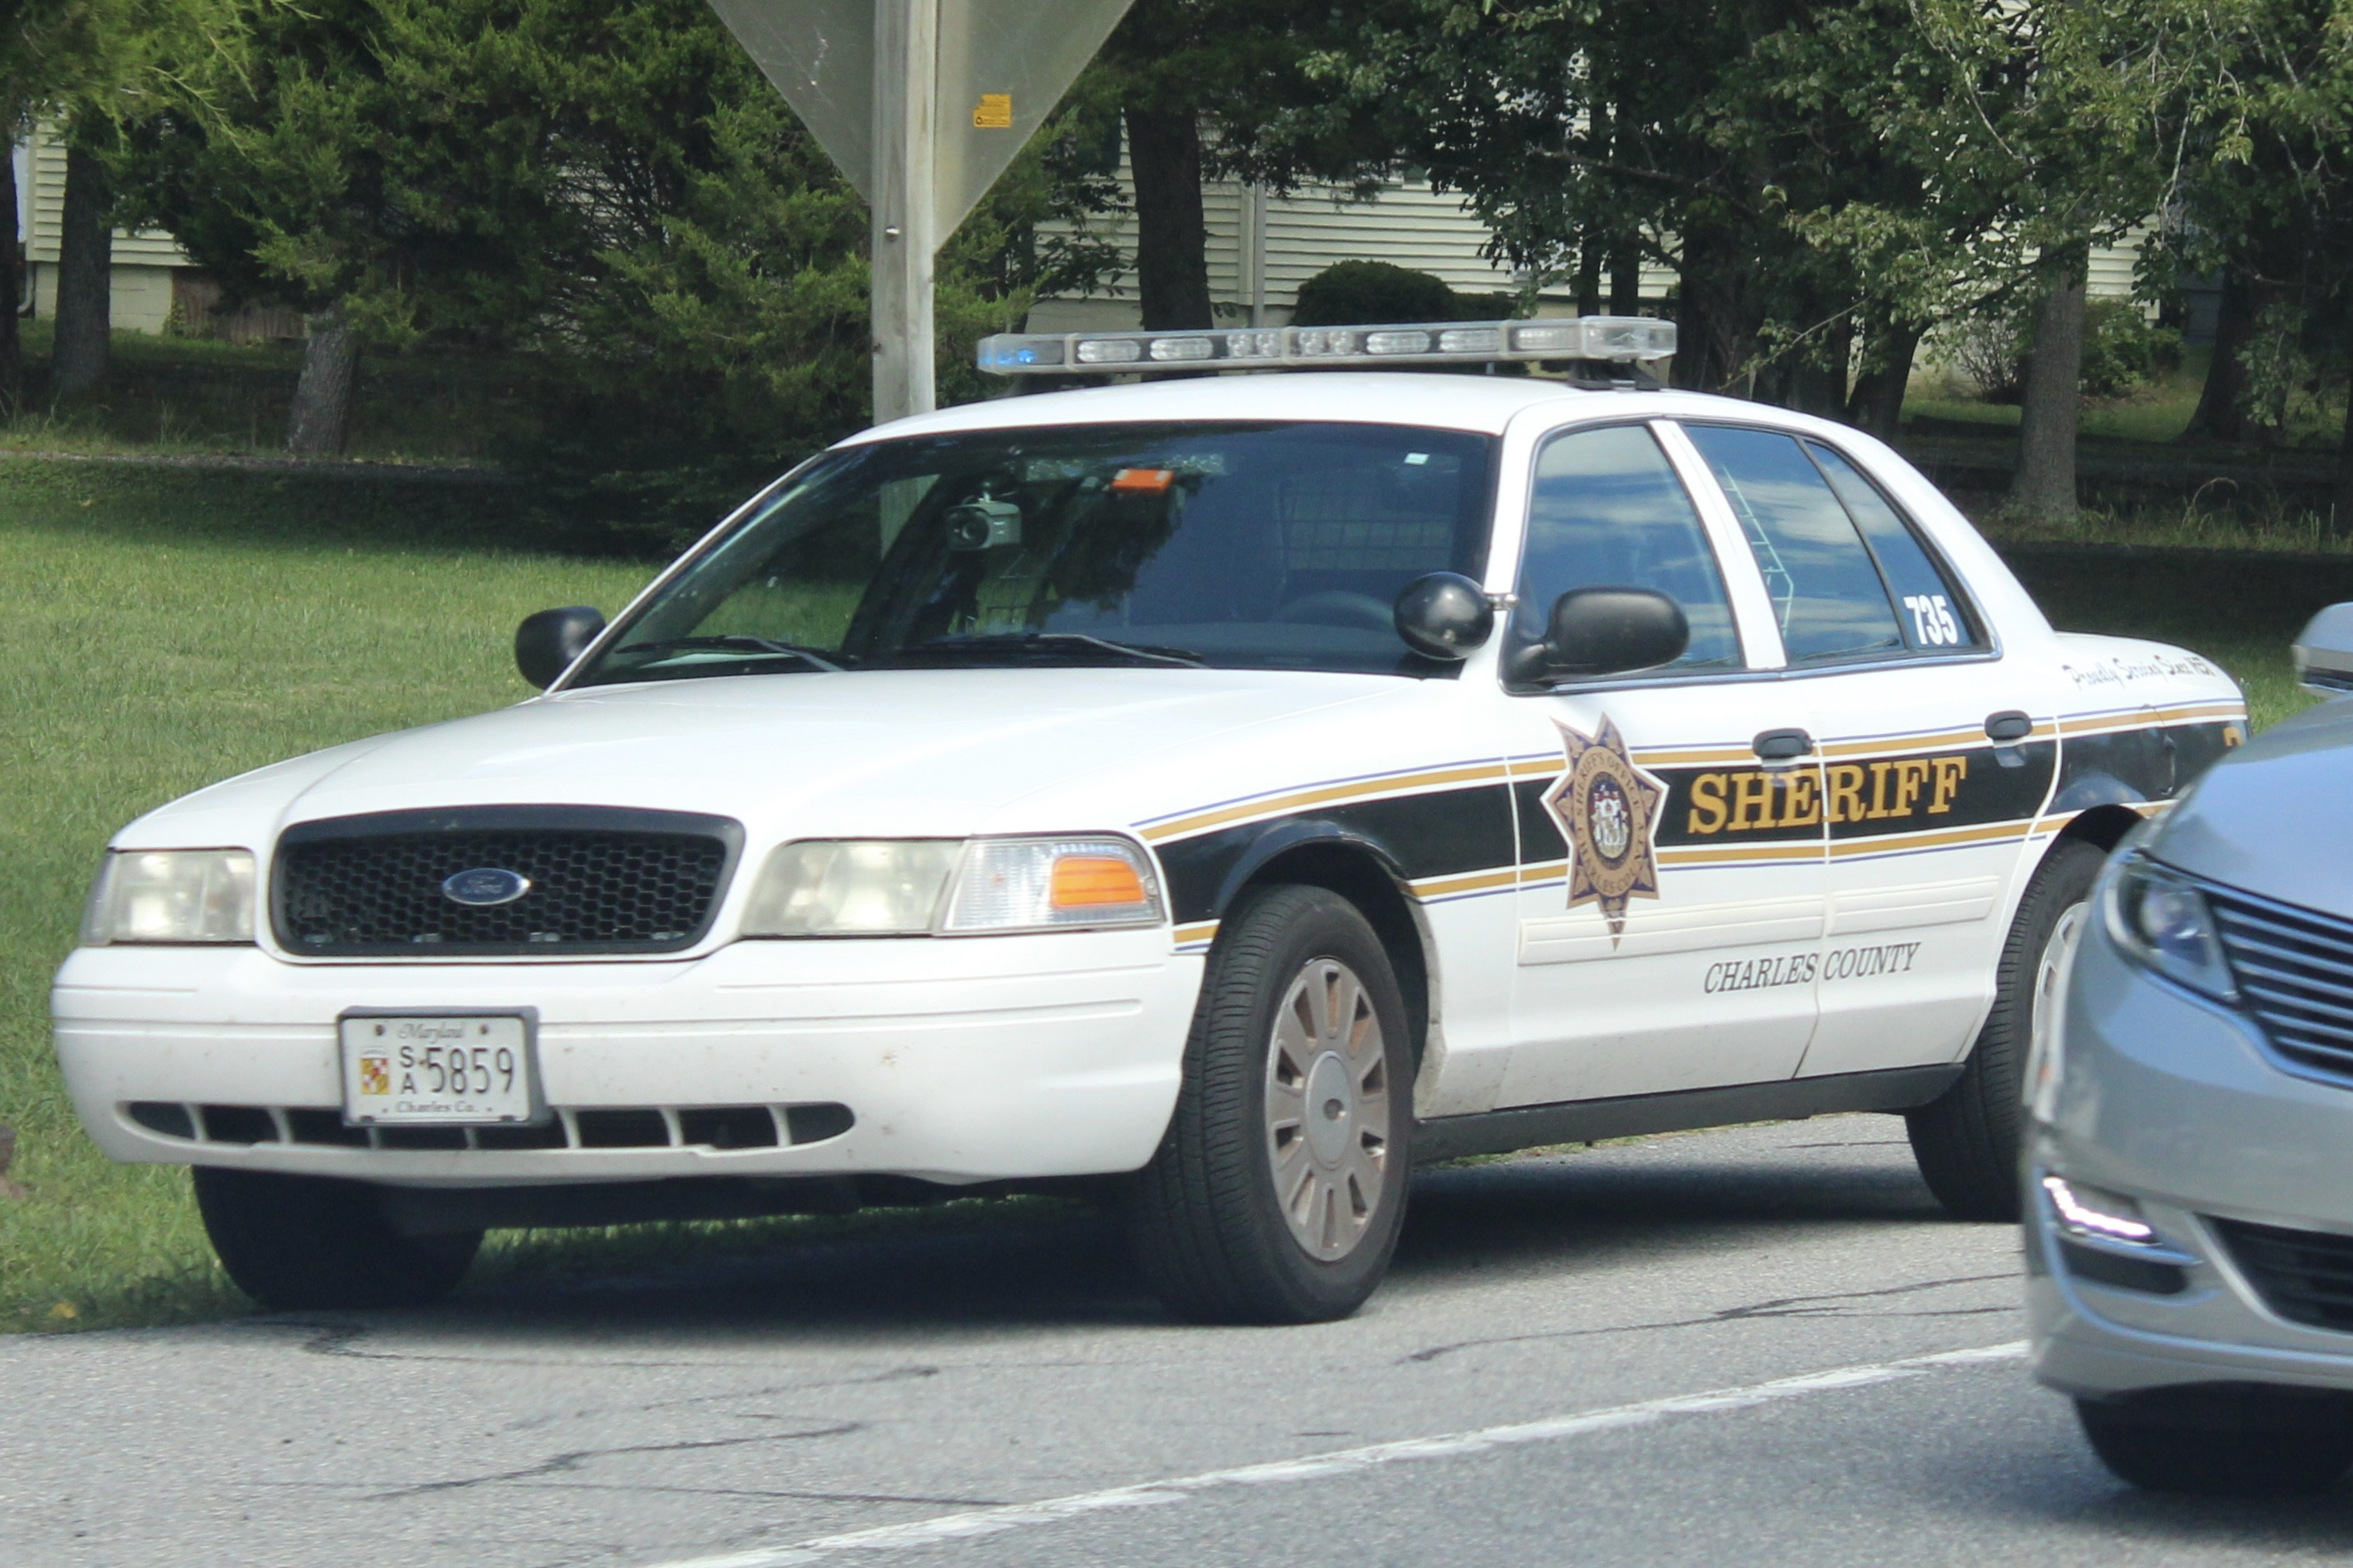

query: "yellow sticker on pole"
left=973, top=93, right=1014, bottom=130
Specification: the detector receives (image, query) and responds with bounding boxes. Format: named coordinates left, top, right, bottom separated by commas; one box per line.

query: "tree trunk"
left=1124, top=108, right=1213, bottom=331
left=1575, top=241, right=1601, bottom=318
left=1578, top=107, right=1611, bottom=318
left=285, top=305, right=357, bottom=455
left=2179, top=271, right=2255, bottom=445
left=50, top=139, right=112, bottom=397
left=0, top=126, right=21, bottom=417
left=2009, top=255, right=2088, bottom=523
left=1609, top=249, right=1642, bottom=316
left=1669, top=224, right=1756, bottom=394
left=1847, top=322, right=1922, bottom=439
left=2333, top=371, right=2353, bottom=539
left=1784, top=308, right=1852, bottom=417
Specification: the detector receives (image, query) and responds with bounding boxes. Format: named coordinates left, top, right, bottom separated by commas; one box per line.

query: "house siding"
left=19, top=123, right=191, bottom=335
left=1035, top=167, right=2145, bottom=331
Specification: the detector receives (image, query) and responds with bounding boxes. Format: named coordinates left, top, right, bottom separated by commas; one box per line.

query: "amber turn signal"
left=1050, top=855, right=1148, bottom=908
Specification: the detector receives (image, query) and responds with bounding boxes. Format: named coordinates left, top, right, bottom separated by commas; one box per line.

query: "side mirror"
left=2295, top=602, right=2353, bottom=695
left=1393, top=571, right=1494, bottom=660
left=516, top=606, right=606, bottom=689
left=1536, top=586, right=1689, bottom=679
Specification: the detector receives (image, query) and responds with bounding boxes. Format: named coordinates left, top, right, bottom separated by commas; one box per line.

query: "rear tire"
left=193, top=1166, right=480, bottom=1311
left=1908, top=836, right=2106, bottom=1221
left=2077, top=1388, right=2353, bottom=1495
left=1124, top=884, right=1413, bottom=1324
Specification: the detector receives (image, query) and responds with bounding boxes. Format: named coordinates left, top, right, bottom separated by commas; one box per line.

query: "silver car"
left=2028, top=604, right=2353, bottom=1494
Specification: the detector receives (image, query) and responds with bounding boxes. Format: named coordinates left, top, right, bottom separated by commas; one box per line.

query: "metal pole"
left=871, top=0, right=938, bottom=424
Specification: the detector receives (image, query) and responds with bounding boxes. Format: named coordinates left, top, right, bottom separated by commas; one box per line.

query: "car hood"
left=2152, top=697, right=2353, bottom=915
left=117, top=669, right=1406, bottom=851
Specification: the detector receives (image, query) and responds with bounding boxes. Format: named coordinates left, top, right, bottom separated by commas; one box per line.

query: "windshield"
left=570, top=421, right=1497, bottom=686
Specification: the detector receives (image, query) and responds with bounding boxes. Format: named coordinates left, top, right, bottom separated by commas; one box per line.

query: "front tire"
left=1124, top=884, right=1413, bottom=1324
left=1908, top=836, right=2106, bottom=1221
left=194, top=1166, right=480, bottom=1311
left=2077, top=1388, right=2353, bottom=1495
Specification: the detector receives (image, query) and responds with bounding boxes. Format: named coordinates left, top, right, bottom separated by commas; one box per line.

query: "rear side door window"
left=1682, top=425, right=1980, bottom=663
left=1802, top=441, right=1983, bottom=652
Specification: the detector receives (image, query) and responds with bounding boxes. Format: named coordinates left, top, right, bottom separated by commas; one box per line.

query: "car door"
left=1498, top=419, right=1829, bottom=1108
left=1675, top=422, right=2057, bottom=1079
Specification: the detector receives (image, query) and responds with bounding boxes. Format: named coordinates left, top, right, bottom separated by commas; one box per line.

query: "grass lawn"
left=0, top=457, right=2323, bottom=1332
left=0, top=460, right=653, bottom=1330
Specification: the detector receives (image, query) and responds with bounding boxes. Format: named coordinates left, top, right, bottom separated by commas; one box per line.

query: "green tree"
left=1, top=0, right=157, bottom=408
left=1308, top=0, right=2196, bottom=508
left=0, top=0, right=253, bottom=401
left=123, top=0, right=1099, bottom=533
left=2145, top=0, right=2353, bottom=524
left=1093, top=0, right=1402, bottom=331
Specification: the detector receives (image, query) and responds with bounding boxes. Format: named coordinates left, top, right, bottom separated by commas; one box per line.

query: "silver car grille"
left=2207, top=885, right=2353, bottom=1083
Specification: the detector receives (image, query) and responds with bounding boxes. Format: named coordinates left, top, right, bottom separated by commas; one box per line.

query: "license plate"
left=339, top=1012, right=542, bottom=1125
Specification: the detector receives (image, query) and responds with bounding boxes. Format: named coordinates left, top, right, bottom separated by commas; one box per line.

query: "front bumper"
left=2027, top=922, right=2353, bottom=1398
left=53, top=932, right=1200, bottom=1187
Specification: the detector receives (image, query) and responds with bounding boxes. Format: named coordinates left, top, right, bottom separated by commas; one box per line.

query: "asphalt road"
left=4, top=1118, right=2346, bottom=1568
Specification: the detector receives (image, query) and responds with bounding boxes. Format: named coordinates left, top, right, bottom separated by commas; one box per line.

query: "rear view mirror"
left=2294, top=602, right=2353, bottom=696
left=1393, top=571, right=1494, bottom=660
left=1539, top=587, right=1689, bottom=679
left=516, top=606, right=606, bottom=689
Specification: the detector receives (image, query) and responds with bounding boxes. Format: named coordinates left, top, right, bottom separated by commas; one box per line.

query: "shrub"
left=1291, top=260, right=1476, bottom=326
left=2079, top=298, right=2184, bottom=398
left=1934, top=294, right=2180, bottom=403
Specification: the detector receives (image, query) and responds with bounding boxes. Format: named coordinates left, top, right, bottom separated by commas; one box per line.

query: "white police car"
left=54, top=318, right=2243, bottom=1323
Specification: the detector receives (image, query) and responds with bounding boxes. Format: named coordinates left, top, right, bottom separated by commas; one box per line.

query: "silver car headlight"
left=80, top=850, right=256, bottom=946
left=2103, top=852, right=2237, bottom=1002
left=740, top=836, right=1164, bottom=937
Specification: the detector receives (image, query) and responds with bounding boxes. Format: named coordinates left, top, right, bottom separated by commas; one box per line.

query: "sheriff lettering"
left=1684, top=755, right=1969, bottom=835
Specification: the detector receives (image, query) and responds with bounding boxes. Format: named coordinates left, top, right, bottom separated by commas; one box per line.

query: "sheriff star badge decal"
left=1542, top=716, right=1666, bottom=943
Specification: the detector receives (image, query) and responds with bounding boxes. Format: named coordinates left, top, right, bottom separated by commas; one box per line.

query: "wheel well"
left=1228, top=844, right=1432, bottom=1065
left=2057, top=803, right=2145, bottom=855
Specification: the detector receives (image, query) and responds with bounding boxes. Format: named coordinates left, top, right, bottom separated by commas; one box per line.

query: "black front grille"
left=273, top=807, right=741, bottom=956
left=2213, top=1217, right=2353, bottom=1332
left=2207, top=885, right=2353, bottom=1082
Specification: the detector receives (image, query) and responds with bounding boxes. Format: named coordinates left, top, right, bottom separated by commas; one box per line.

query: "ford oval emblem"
left=442, top=867, right=532, bottom=907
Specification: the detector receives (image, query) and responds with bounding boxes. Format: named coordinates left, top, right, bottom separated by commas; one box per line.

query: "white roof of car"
left=844, top=371, right=1600, bottom=442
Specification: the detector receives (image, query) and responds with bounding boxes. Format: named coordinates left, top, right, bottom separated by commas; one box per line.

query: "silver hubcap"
left=1264, top=957, right=1391, bottom=1261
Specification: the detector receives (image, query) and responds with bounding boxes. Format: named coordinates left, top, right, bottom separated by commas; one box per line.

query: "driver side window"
left=1511, top=424, right=1742, bottom=674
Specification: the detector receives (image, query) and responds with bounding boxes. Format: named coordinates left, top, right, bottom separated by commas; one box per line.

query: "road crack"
left=360, top=1422, right=865, bottom=1499
left=1402, top=1271, right=2015, bottom=1364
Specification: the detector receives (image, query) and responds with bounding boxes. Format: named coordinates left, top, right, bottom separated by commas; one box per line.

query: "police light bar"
left=976, top=316, right=1676, bottom=375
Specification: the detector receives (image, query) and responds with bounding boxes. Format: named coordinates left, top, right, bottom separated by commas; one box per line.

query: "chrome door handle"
left=1752, top=728, right=1815, bottom=762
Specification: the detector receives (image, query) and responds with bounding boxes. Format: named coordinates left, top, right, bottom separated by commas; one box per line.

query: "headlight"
left=2039, top=1174, right=2160, bottom=1246
left=2103, top=852, right=2237, bottom=1002
left=941, top=837, right=1163, bottom=932
left=80, top=850, right=256, bottom=946
left=739, top=836, right=1164, bottom=937
left=738, top=841, right=963, bottom=935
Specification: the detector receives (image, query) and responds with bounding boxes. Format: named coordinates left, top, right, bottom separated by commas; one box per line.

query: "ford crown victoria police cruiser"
left=53, top=319, right=2244, bottom=1323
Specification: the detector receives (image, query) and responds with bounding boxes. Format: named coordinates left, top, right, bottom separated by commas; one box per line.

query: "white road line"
left=647, top=1340, right=2028, bottom=1568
